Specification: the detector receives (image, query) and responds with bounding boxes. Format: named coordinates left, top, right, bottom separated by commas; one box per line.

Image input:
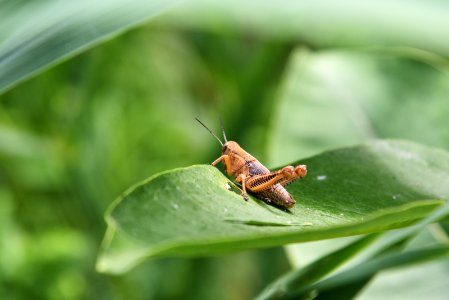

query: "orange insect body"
left=197, top=119, right=307, bottom=209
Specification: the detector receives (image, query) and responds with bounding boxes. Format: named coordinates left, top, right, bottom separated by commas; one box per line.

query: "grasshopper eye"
left=222, top=144, right=228, bottom=152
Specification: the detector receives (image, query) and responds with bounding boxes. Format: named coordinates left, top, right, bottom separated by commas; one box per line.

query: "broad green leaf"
left=96, top=140, right=449, bottom=274
left=0, top=0, right=181, bottom=93
left=255, top=234, right=381, bottom=300
left=269, top=47, right=449, bottom=268
left=255, top=203, right=449, bottom=299
left=166, top=0, right=449, bottom=57
left=286, top=245, right=449, bottom=299
left=354, top=225, right=449, bottom=299
left=285, top=236, right=360, bottom=269
left=357, top=258, right=449, bottom=300
left=269, top=48, right=449, bottom=166
left=4, top=0, right=449, bottom=95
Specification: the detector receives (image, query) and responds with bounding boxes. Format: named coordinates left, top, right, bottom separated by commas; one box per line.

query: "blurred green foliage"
left=0, top=24, right=291, bottom=299
left=1, top=1, right=449, bottom=299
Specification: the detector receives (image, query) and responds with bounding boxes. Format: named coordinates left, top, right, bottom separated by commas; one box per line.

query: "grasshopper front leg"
left=246, top=165, right=307, bottom=193
left=211, top=155, right=233, bottom=176
left=212, top=155, right=249, bottom=200
left=236, top=174, right=249, bottom=201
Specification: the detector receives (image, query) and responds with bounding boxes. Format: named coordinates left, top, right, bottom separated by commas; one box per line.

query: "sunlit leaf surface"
left=97, top=140, right=449, bottom=274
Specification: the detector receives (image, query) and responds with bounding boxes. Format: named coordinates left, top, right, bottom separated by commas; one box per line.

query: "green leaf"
left=358, top=226, right=449, bottom=300
left=0, top=0, right=181, bottom=93
left=4, top=0, right=449, bottom=95
left=96, top=140, right=449, bottom=274
left=254, top=234, right=382, bottom=300
left=281, top=245, right=449, bottom=300
left=358, top=257, right=449, bottom=300
left=296, top=245, right=449, bottom=299
left=268, top=48, right=449, bottom=166
left=268, top=46, right=449, bottom=280
left=165, top=0, right=449, bottom=56
left=255, top=203, right=449, bottom=299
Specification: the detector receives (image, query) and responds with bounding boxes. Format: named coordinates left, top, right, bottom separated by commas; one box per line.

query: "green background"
left=1, top=1, right=449, bottom=299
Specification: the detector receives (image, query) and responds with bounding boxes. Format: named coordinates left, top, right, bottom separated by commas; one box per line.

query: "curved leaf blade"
left=256, top=203, right=449, bottom=299
left=165, top=0, right=449, bottom=57
left=255, top=234, right=382, bottom=300
left=97, top=140, right=449, bottom=274
left=269, top=46, right=449, bottom=271
left=269, top=48, right=449, bottom=165
left=4, top=0, right=449, bottom=95
left=0, top=0, right=181, bottom=93
left=296, top=245, right=449, bottom=299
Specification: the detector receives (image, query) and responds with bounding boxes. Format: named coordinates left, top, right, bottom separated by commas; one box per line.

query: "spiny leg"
left=246, top=172, right=282, bottom=193
left=246, top=165, right=307, bottom=193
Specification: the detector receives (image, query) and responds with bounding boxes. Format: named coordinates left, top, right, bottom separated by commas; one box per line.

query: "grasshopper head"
left=222, top=141, right=240, bottom=155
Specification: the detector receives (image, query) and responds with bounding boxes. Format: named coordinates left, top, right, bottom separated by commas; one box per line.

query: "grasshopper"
left=196, top=118, right=307, bottom=209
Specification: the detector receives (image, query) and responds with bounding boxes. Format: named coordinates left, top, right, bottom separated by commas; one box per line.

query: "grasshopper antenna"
left=219, top=116, right=228, bottom=143
left=195, top=118, right=223, bottom=146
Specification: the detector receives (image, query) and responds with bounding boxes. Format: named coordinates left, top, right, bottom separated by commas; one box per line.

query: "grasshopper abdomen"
left=257, top=183, right=296, bottom=209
